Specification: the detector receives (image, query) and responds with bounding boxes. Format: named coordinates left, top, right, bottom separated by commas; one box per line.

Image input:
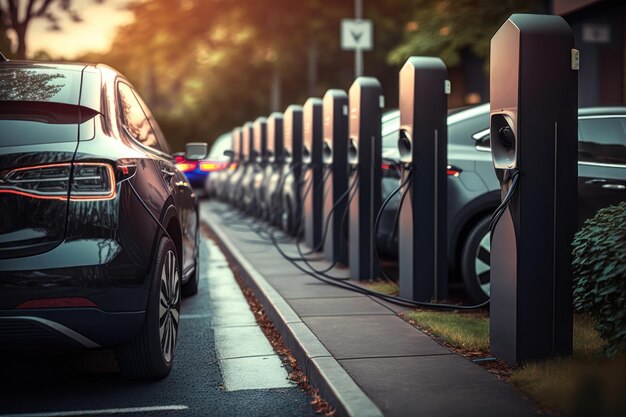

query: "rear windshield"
left=0, top=102, right=95, bottom=146
left=0, top=66, right=82, bottom=104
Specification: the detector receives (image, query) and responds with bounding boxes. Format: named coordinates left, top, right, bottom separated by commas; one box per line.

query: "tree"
left=387, top=0, right=540, bottom=68
left=0, top=0, right=103, bottom=59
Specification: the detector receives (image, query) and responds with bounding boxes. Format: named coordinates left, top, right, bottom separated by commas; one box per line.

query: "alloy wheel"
left=159, top=250, right=180, bottom=364
left=474, top=231, right=491, bottom=297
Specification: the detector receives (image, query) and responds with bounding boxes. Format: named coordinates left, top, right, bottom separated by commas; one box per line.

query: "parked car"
left=204, top=132, right=233, bottom=199
left=175, top=132, right=230, bottom=197
left=379, top=104, right=626, bottom=303
left=0, top=59, right=203, bottom=379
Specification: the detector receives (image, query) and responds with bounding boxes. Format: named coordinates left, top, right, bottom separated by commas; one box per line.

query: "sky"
left=25, top=0, right=134, bottom=58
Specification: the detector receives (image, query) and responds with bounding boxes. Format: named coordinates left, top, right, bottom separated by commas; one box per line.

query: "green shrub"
left=572, top=202, right=626, bottom=357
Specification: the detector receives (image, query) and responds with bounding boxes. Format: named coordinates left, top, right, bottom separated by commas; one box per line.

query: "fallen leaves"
left=203, top=225, right=336, bottom=416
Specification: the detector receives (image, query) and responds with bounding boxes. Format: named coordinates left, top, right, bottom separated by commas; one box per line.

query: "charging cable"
left=489, top=168, right=520, bottom=235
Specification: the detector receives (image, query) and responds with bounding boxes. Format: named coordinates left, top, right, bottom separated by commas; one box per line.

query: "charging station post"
left=489, top=14, right=578, bottom=365
left=253, top=117, right=268, bottom=217
left=322, top=89, right=349, bottom=265
left=225, top=126, right=243, bottom=202
left=303, top=98, right=324, bottom=250
left=267, top=112, right=284, bottom=226
left=398, top=57, right=449, bottom=302
left=348, top=77, right=383, bottom=281
left=282, top=105, right=304, bottom=235
left=241, top=121, right=255, bottom=212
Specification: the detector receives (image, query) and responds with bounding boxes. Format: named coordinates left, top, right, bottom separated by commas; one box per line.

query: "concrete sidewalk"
left=201, top=201, right=541, bottom=417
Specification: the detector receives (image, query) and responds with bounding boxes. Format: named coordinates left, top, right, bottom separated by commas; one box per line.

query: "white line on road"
left=0, top=405, right=189, bottom=417
left=180, top=313, right=212, bottom=319
left=203, top=238, right=293, bottom=391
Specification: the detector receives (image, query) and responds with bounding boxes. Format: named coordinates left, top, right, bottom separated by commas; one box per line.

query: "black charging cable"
left=489, top=168, right=520, bottom=235
left=296, top=168, right=333, bottom=256
left=292, top=174, right=359, bottom=279
left=372, top=167, right=414, bottom=282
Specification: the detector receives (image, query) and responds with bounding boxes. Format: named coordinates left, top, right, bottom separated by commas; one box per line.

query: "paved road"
left=0, top=235, right=317, bottom=417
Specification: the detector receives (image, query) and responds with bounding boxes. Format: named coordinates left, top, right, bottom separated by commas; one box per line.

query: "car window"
left=578, top=117, right=626, bottom=165
left=382, top=113, right=400, bottom=149
left=472, top=116, right=626, bottom=165
left=0, top=66, right=81, bottom=104
left=132, top=89, right=172, bottom=155
left=118, top=82, right=160, bottom=151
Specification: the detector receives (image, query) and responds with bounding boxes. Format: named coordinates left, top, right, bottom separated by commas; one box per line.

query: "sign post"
left=341, top=0, right=373, bottom=78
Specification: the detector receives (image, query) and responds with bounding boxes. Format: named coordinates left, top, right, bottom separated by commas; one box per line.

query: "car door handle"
left=584, top=178, right=606, bottom=185
left=601, top=184, right=625, bottom=191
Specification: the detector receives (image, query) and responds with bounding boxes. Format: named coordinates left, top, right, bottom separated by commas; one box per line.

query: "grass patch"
left=402, top=310, right=625, bottom=415
left=509, top=316, right=625, bottom=416
left=365, top=281, right=399, bottom=296
left=403, top=310, right=489, bottom=352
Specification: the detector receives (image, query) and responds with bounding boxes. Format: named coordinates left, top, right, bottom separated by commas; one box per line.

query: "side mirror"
left=184, top=142, right=208, bottom=161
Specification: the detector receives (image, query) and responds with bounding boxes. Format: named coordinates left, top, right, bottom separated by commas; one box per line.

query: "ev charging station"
left=266, top=112, right=284, bottom=225
left=231, top=124, right=250, bottom=206
left=489, top=14, right=578, bottom=364
left=348, top=77, right=383, bottom=281
left=322, top=89, right=349, bottom=265
left=253, top=117, right=268, bottom=216
left=253, top=117, right=268, bottom=166
left=225, top=126, right=243, bottom=202
left=241, top=121, right=255, bottom=211
left=398, top=57, right=449, bottom=302
left=302, top=98, right=324, bottom=250
left=282, top=105, right=304, bottom=235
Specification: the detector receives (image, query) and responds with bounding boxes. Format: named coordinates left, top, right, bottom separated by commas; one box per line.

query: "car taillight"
left=0, top=162, right=116, bottom=201
left=446, top=165, right=462, bottom=177
left=381, top=163, right=401, bottom=173
left=199, top=162, right=229, bottom=172
left=176, top=161, right=198, bottom=172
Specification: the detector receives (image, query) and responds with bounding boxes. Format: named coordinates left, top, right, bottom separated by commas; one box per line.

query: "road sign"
left=341, top=19, right=373, bottom=51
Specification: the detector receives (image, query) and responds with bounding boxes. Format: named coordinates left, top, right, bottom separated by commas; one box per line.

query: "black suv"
left=0, top=59, right=202, bottom=379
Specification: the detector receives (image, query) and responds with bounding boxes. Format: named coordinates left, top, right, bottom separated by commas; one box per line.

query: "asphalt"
left=0, top=234, right=317, bottom=417
left=202, top=200, right=544, bottom=417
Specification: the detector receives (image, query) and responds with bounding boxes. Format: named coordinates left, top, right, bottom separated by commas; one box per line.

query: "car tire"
left=460, top=215, right=491, bottom=304
left=182, top=228, right=200, bottom=297
left=115, top=236, right=181, bottom=379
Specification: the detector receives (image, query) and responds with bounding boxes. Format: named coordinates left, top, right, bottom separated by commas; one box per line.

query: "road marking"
left=180, top=313, right=212, bottom=319
left=203, top=238, right=293, bottom=391
left=0, top=405, right=189, bottom=417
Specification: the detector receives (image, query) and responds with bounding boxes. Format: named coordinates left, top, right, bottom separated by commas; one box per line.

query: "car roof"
left=578, top=107, right=626, bottom=116
left=0, top=59, right=91, bottom=72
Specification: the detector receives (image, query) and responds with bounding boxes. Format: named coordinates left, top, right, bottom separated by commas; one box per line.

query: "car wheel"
left=182, top=228, right=200, bottom=297
left=115, top=236, right=181, bottom=379
left=460, top=216, right=491, bottom=304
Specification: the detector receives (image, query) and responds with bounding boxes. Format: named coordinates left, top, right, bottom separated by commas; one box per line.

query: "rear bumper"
left=0, top=238, right=150, bottom=313
left=0, top=308, right=145, bottom=350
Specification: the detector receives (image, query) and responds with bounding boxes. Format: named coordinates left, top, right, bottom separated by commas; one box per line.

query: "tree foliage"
left=64, top=0, right=543, bottom=150
left=387, top=0, right=540, bottom=67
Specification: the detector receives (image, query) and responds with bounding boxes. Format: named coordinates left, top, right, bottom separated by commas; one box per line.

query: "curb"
left=203, top=212, right=384, bottom=417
